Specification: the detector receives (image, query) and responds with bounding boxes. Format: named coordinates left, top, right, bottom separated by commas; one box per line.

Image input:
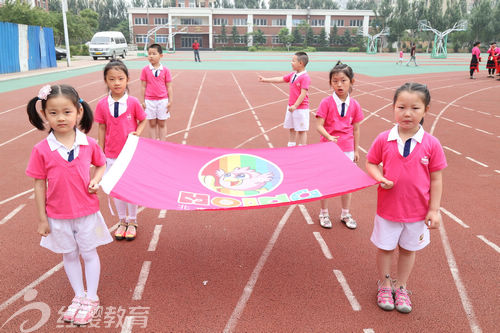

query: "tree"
left=329, top=26, right=338, bottom=46
left=342, top=29, right=352, bottom=45
left=317, top=28, right=328, bottom=47
left=278, top=27, right=294, bottom=50
left=292, top=27, right=303, bottom=45
left=231, top=25, right=240, bottom=44
left=304, top=25, right=314, bottom=47
left=252, top=29, right=266, bottom=47
left=220, top=23, right=228, bottom=46
left=468, top=0, right=495, bottom=42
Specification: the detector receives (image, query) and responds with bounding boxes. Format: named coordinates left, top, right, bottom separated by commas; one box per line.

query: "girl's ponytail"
left=78, top=99, right=94, bottom=133
left=27, top=97, right=46, bottom=131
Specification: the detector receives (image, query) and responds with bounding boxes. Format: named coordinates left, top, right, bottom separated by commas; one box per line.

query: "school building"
left=127, top=4, right=375, bottom=50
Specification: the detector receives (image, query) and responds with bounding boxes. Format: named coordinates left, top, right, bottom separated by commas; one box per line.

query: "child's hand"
left=88, top=180, right=100, bottom=194
left=130, top=131, right=139, bottom=136
left=288, top=105, right=297, bottom=112
left=328, top=135, right=339, bottom=142
left=379, top=178, right=394, bottom=189
left=258, top=75, right=265, bottom=82
left=425, top=210, right=441, bottom=229
left=38, top=220, right=50, bottom=237
left=353, top=151, right=360, bottom=163
left=141, top=102, right=146, bottom=109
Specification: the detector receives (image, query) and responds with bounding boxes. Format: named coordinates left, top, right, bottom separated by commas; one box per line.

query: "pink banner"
left=100, top=135, right=377, bottom=210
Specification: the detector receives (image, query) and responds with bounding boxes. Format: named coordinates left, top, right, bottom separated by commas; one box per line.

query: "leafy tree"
left=252, top=28, right=266, bottom=47
left=342, top=29, right=352, bottom=45
left=278, top=27, right=294, bottom=50
left=292, top=26, right=303, bottom=45
left=317, top=28, right=328, bottom=47
left=468, top=0, right=495, bottom=41
left=231, top=25, right=240, bottom=44
left=269, top=0, right=295, bottom=8
left=329, top=26, right=338, bottom=45
left=220, top=23, right=227, bottom=45
left=304, top=25, right=314, bottom=46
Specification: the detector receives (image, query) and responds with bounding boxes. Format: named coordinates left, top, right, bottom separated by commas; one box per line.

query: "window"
left=214, top=35, right=228, bottom=44
left=349, top=19, right=363, bottom=27
left=213, top=18, right=228, bottom=26
left=233, top=18, right=247, bottom=26
left=311, top=19, right=325, bottom=27
left=331, top=19, right=344, bottom=27
left=134, top=17, right=148, bottom=25
left=272, top=36, right=281, bottom=44
left=180, top=18, right=203, bottom=25
left=253, top=18, right=267, bottom=26
left=272, top=19, right=286, bottom=26
left=292, top=19, right=306, bottom=27
left=155, top=34, right=168, bottom=43
left=154, top=18, right=168, bottom=25
left=135, top=34, right=147, bottom=44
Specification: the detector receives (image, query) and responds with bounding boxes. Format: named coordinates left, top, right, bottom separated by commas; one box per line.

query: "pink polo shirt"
left=472, top=46, right=481, bottom=58
left=94, top=96, right=146, bottom=158
left=140, top=64, right=172, bottom=100
left=316, top=95, right=364, bottom=152
left=366, top=130, right=447, bottom=222
left=283, top=71, right=311, bottom=109
left=26, top=136, right=106, bottom=219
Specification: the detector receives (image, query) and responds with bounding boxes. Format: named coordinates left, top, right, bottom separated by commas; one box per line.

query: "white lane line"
left=463, top=107, right=473, bottom=111
left=476, top=111, right=490, bottom=115
left=137, top=206, right=146, bottom=214
left=29, top=194, right=34, bottom=199
left=465, top=157, right=488, bottom=168
left=438, top=223, right=482, bottom=333
left=495, top=170, right=500, bottom=174
left=443, top=146, right=462, bottom=155
left=456, top=122, right=472, bottom=128
left=476, top=235, right=500, bottom=254
left=0, top=204, right=26, bottom=225
left=332, top=269, right=361, bottom=311
left=158, top=209, right=167, bottom=218
left=120, top=316, right=134, bottom=333
left=313, top=232, right=333, bottom=259
left=475, top=128, right=492, bottom=135
left=182, top=72, right=207, bottom=144
left=440, top=207, right=470, bottom=228
left=380, top=117, right=391, bottom=123
left=298, top=204, right=314, bottom=225
left=147, top=225, right=163, bottom=252
left=363, top=329, right=375, bottom=333
left=360, top=103, right=393, bottom=124
left=0, top=128, right=37, bottom=147
left=132, top=261, right=152, bottom=301
left=441, top=117, right=454, bottom=122
left=0, top=188, right=33, bottom=205
left=224, top=205, right=296, bottom=333
left=359, top=146, right=367, bottom=154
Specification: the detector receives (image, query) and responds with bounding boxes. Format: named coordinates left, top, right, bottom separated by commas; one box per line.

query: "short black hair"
left=148, top=43, right=163, bottom=54
left=294, top=52, right=309, bottom=66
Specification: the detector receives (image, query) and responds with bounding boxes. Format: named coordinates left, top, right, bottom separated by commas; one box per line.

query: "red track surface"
left=0, top=66, right=499, bottom=332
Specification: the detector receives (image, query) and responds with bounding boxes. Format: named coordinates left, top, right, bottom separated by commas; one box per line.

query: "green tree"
left=231, top=25, right=240, bottom=44
left=278, top=27, right=294, bottom=50
left=317, top=28, right=328, bottom=47
left=304, top=25, right=314, bottom=46
left=468, top=0, right=495, bottom=41
left=252, top=28, right=266, bottom=47
left=342, top=29, right=352, bottom=45
left=329, top=26, right=338, bottom=45
left=292, top=27, right=303, bottom=45
left=220, top=23, right=228, bottom=46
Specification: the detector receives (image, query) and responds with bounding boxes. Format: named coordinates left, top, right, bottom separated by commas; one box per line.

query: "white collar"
left=388, top=125, right=424, bottom=143
left=47, top=129, right=88, bottom=151
left=149, top=63, right=163, bottom=71
left=293, top=70, right=307, bottom=78
left=108, top=93, right=128, bottom=105
left=332, top=92, right=350, bottom=107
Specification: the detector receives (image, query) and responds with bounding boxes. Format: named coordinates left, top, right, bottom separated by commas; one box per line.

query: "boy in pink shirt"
left=140, top=43, right=173, bottom=141
left=258, top=52, right=311, bottom=146
left=366, top=82, right=447, bottom=314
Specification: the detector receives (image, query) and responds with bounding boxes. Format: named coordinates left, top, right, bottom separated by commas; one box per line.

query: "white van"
left=89, top=31, right=127, bottom=60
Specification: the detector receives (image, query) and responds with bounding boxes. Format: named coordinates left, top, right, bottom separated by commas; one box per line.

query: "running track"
left=0, top=57, right=499, bottom=332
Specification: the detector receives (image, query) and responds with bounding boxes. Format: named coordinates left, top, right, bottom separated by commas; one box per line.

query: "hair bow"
left=37, top=85, right=52, bottom=100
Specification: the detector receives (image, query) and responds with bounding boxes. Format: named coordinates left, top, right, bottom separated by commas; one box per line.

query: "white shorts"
left=370, top=215, right=430, bottom=251
left=40, top=212, right=113, bottom=253
left=283, top=107, right=309, bottom=131
left=145, top=99, right=170, bottom=120
left=344, top=151, right=354, bottom=162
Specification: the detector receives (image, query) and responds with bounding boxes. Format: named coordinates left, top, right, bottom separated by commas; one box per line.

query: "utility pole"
left=62, top=0, right=71, bottom=67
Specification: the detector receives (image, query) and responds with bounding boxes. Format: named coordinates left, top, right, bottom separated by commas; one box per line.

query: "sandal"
left=125, top=221, right=138, bottom=241
left=114, top=221, right=128, bottom=240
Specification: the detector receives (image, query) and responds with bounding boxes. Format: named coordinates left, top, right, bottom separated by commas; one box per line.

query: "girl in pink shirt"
left=95, top=60, right=147, bottom=241
left=469, top=41, right=481, bottom=79
left=316, top=61, right=363, bottom=230
left=26, top=84, right=112, bottom=326
left=366, top=83, right=447, bottom=314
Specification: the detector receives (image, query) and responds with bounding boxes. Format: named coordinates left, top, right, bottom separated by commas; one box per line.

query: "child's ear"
left=424, top=104, right=430, bottom=114
left=351, top=78, right=355, bottom=85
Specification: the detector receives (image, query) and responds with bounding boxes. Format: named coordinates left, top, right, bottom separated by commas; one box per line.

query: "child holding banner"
left=315, top=61, right=364, bottom=230
left=95, top=59, right=147, bottom=241
left=365, top=82, right=447, bottom=314
left=258, top=52, right=311, bottom=146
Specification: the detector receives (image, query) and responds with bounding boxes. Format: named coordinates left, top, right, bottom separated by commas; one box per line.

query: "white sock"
left=127, top=203, right=138, bottom=223
left=80, top=249, right=100, bottom=301
left=287, top=142, right=296, bottom=147
left=113, top=198, right=128, bottom=220
left=63, top=250, right=85, bottom=298
left=341, top=209, right=349, bottom=217
left=320, top=209, right=329, bottom=216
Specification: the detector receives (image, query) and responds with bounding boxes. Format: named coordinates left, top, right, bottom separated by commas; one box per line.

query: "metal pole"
left=62, top=0, right=71, bottom=66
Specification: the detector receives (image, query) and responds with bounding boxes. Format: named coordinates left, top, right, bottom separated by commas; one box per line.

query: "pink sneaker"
left=63, top=296, right=83, bottom=322
left=395, top=287, right=412, bottom=313
left=73, top=297, right=100, bottom=326
left=377, top=286, right=395, bottom=311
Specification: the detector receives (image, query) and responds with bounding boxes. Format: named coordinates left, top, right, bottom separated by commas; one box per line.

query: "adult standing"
left=192, top=40, right=201, bottom=62
left=406, top=43, right=418, bottom=66
left=469, top=41, right=481, bottom=79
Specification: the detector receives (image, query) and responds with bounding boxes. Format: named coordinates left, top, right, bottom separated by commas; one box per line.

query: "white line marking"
left=0, top=188, right=33, bottom=205
left=120, top=316, right=134, bottom=333
left=29, top=194, right=34, bottom=199
left=380, top=117, right=391, bottom=123
left=440, top=207, right=470, bottom=228
left=438, top=223, right=482, bottom=333
left=182, top=72, right=207, bottom=144
left=441, top=117, right=454, bottom=122
left=0, top=128, right=37, bottom=147
left=298, top=204, right=314, bottom=225
left=158, top=209, right=167, bottom=218
left=363, top=329, right=375, bottom=333
left=476, top=111, right=490, bottom=115
left=465, top=157, right=488, bottom=168
left=456, top=122, right=472, bottom=128
left=359, top=146, right=367, bottom=154
left=475, top=128, right=492, bottom=135
left=360, top=103, right=393, bottom=124
left=443, top=146, right=462, bottom=155
left=224, top=205, right=295, bottom=333
left=148, top=225, right=163, bottom=252
left=494, top=170, right=500, bottom=174
left=132, top=261, right=152, bottom=301
left=0, top=204, right=26, bottom=225
left=463, top=107, right=473, bottom=111
left=313, top=232, right=333, bottom=259
left=137, top=206, right=146, bottom=214
left=476, top=235, right=500, bottom=254
left=332, top=269, right=361, bottom=311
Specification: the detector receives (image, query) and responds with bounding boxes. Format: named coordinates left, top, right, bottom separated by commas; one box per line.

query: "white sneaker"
left=340, top=213, right=357, bottom=229
left=319, top=215, right=332, bottom=229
